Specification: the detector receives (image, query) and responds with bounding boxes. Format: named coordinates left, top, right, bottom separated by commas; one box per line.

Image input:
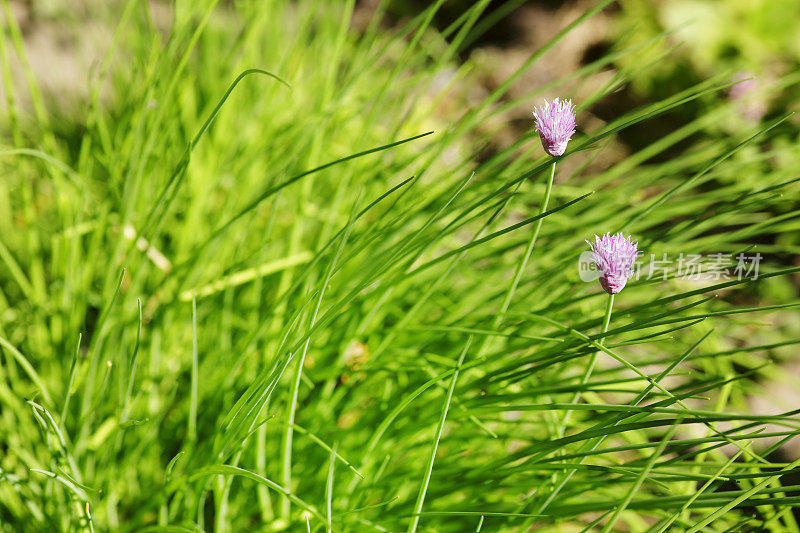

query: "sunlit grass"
left=0, top=0, right=799, bottom=531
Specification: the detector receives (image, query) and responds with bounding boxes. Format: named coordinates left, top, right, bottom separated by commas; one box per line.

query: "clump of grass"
left=1, top=1, right=799, bottom=531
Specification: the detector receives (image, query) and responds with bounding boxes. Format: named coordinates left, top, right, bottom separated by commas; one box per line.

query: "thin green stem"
left=584, top=292, right=616, bottom=382
left=189, top=294, right=199, bottom=443
left=517, top=292, right=615, bottom=525
left=326, top=443, right=336, bottom=533
left=407, top=338, right=471, bottom=533
left=478, top=160, right=556, bottom=358
left=280, top=193, right=360, bottom=522
left=281, top=297, right=324, bottom=520
left=557, top=292, right=615, bottom=435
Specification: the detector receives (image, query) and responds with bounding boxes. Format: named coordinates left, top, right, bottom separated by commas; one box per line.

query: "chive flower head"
left=587, top=233, right=641, bottom=294
left=533, top=98, right=576, bottom=157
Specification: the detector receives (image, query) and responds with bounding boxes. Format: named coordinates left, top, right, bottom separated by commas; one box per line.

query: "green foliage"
left=617, top=0, right=800, bottom=100
left=0, top=0, right=799, bottom=531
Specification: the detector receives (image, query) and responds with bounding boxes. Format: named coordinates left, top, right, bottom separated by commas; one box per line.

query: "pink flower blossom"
left=587, top=233, right=641, bottom=294
left=533, top=98, right=577, bottom=157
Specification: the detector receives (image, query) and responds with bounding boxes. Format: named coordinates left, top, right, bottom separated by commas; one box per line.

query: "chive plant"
left=0, top=0, right=799, bottom=532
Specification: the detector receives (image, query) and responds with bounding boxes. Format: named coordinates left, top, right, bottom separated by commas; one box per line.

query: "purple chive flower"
left=532, top=98, right=577, bottom=157
left=587, top=233, right=641, bottom=294
left=729, top=72, right=767, bottom=123
left=729, top=72, right=757, bottom=100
